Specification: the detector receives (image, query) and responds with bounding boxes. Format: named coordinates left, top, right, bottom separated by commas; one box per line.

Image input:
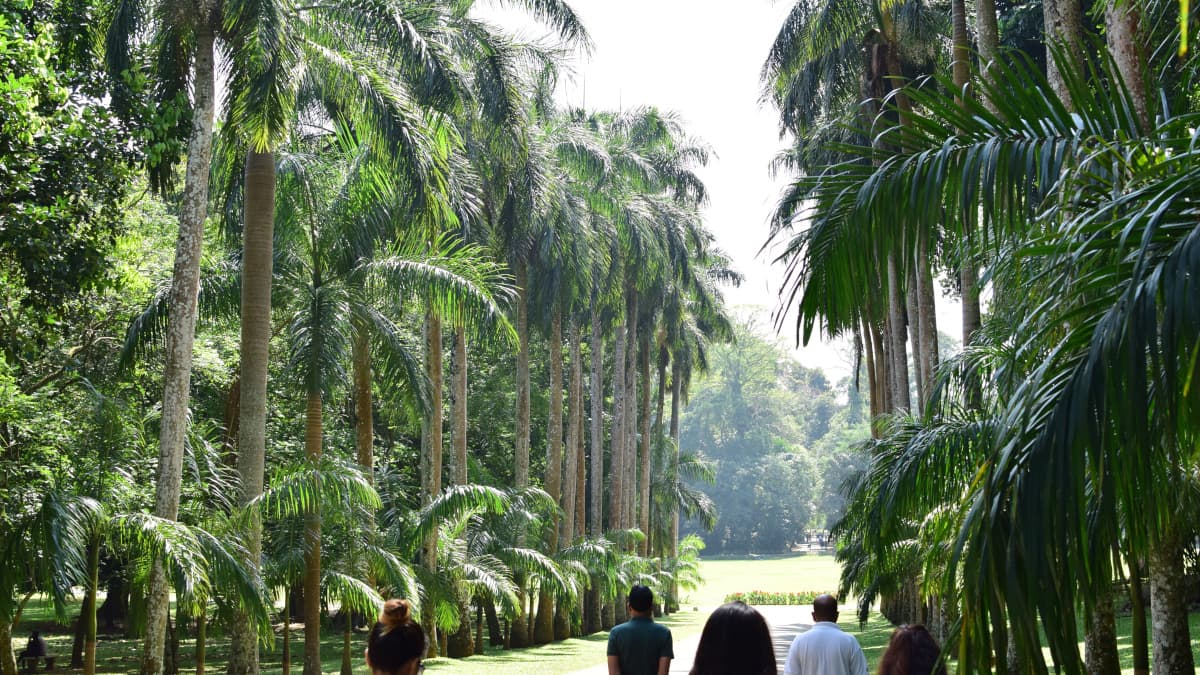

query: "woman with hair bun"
left=365, top=599, right=427, bottom=675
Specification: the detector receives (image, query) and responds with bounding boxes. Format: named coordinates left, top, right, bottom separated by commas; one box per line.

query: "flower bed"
left=723, top=590, right=833, bottom=605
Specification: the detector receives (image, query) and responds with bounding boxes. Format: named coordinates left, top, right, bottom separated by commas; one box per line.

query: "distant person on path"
left=689, top=600, right=776, bottom=675
left=783, top=594, right=868, bottom=675
left=608, top=585, right=674, bottom=675
left=876, top=624, right=947, bottom=675
left=365, top=599, right=426, bottom=675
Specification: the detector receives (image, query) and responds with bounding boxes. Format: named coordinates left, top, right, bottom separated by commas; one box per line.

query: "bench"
left=18, top=656, right=55, bottom=673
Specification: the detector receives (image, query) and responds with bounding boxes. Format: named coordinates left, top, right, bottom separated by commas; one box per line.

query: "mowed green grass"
left=686, top=553, right=841, bottom=609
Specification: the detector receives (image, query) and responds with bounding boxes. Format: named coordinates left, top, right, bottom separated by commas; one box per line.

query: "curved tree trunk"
left=141, top=23, right=216, bottom=675
left=1149, top=529, right=1195, bottom=675
left=229, top=147, right=276, bottom=675
left=421, top=310, right=444, bottom=656
left=637, top=335, right=652, bottom=555
left=534, top=311, right=563, bottom=645
left=302, top=389, right=323, bottom=675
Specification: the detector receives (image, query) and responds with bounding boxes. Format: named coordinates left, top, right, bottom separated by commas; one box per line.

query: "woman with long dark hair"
left=365, top=599, right=427, bottom=675
left=689, top=601, right=777, bottom=675
left=876, top=624, right=947, bottom=675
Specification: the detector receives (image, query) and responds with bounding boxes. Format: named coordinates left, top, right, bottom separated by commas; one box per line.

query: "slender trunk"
left=906, top=270, right=924, bottom=407
left=451, top=328, right=468, bottom=485
left=484, top=602, right=503, bottom=647
left=562, top=320, right=581, bottom=543
left=637, top=335, right=651, bottom=555
left=958, top=0, right=986, bottom=397
left=1084, top=582, right=1120, bottom=675
left=916, top=239, right=938, bottom=409
left=668, top=358, right=682, bottom=591
left=474, top=605, right=484, bottom=655
left=609, top=322, right=626, bottom=531
left=141, top=24, right=216, bottom=675
left=861, top=320, right=880, bottom=434
left=195, top=605, right=206, bottom=675
left=623, top=291, right=638, bottom=530
left=514, top=262, right=530, bottom=489
left=302, top=389, right=323, bottom=675
left=229, top=147, right=276, bottom=675
left=534, top=312, right=564, bottom=645
left=339, top=616, right=352, bottom=675
left=281, top=591, right=291, bottom=675
left=1128, top=548, right=1150, bottom=675
left=589, top=308, right=604, bottom=537
left=352, top=326, right=374, bottom=478
left=976, top=0, right=999, bottom=87
left=421, top=310, right=443, bottom=656
left=84, top=535, right=100, bottom=675
left=222, top=374, right=241, bottom=463
left=653, top=350, right=667, bottom=557
left=886, top=253, right=911, bottom=412
left=1149, top=529, right=1195, bottom=675
left=573, top=383, right=586, bottom=540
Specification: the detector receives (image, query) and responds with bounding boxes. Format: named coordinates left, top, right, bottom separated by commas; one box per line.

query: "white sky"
left=477, top=0, right=962, bottom=381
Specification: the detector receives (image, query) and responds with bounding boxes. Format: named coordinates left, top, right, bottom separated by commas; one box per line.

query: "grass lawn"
left=687, top=552, right=841, bottom=609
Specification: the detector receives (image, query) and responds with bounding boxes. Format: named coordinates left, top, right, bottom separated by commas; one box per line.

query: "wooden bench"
left=18, top=656, right=55, bottom=673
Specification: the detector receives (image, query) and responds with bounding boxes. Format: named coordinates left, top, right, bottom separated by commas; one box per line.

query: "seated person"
left=17, top=631, right=48, bottom=669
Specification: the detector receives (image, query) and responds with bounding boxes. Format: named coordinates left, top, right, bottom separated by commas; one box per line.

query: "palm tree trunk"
left=282, top=591, right=291, bottom=675
left=609, top=322, right=626, bottom=531
left=302, top=389, right=323, bottom=675
left=976, top=0, right=999, bottom=81
left=421, top=310, right=443, bottom=656
left=1106, top=1, right=1148, bottom=130
left=1149, top=528, right=1195, bottom=675
left=230, top=147, right=276, bottom=675
left=886, top=253, right=911, bottom=412
left=906, top=271, right=924, bottom=407
left=451, top=328, right=468, bottom=485
left=1084, top=582, right=1120, bottom=675
left=140, top=24, right=216, bottom=675
left=562, top=320, right=581, bottom=542
left=534, top=311, right=563, bottom=645
left=515, top=262, right=531, bottom=489
left=195, top=604, right=206, bottom=675
left=352, top=325, right=373, bottom=479
left=1043, top=0, right=1084, bottom=104
left=915, top=239, right=938, bottom=409
left=589, top=307, right=604, bottom=537
left=623, top=290, right=638, bottom=530
left=668, top=358, right=682, bottom=600
left=1128, top=547, right=1150, bottom=675
left=84, top=535, right=100, bottom=675
left=637, top=335, right=652, bottom=555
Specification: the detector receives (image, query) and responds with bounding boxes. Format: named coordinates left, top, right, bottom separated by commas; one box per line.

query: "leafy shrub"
left=723, top=590, right=832, bottom=605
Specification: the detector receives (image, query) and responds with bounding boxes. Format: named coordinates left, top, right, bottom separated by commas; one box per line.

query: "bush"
left=723, top=590, right=832, bottom=605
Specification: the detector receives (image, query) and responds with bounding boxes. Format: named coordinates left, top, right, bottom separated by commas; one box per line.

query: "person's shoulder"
left=651, top=621, right=672, bottom=637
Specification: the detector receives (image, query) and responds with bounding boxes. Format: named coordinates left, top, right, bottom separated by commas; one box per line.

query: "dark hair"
left=628, top=585, right=654, bottom=612
left=876, top=624, right=947, bottom=675
left=689, top=601, right=776, bottom=675
left=366, top=599, right=426, bottom=674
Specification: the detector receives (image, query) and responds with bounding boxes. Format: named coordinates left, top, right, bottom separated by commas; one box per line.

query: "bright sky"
left=477, top=0, right=962, bottom=381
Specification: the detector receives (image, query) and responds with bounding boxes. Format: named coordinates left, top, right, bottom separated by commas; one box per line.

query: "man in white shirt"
left=783, top=594, right=869, bottom=675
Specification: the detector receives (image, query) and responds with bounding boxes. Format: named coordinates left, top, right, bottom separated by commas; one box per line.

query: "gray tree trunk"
left=916, top=239, right=938, bottom=409
left=637, top=335, right=652, bottom=554
left=589, top=308, right=604, bottom=537
left=533, top=311, right=563, bottom=645
left=421, top=310, right=444, bottom=656
left=353, top=326, right=374, bottom=479
left=228, top=147, right=275, bottom=675
left=514, top=263, right=530, bottom=489
left=886, top=253, right=911, bottom=412
left=1043, top=0, right=1084, bottom=103
left=141, top=23, right=217, bottom=675
left=623, top=291, right=638, bottom=530
left=302, top=389, right=323, bottom=675
left=1149, top=530, right=1195, bottom=675
left=451, top=328, right=468, bottom=485
left=609, top=322, right=626, bottom=531
left=1106, top=1, right=1149, bottom=131
left=1084, top=582, right=1120, bottom=675
left=562, top=320, right=581, bottom=542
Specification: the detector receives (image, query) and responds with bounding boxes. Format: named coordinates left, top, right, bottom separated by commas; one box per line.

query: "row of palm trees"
left=764, top=0, right=1199, bottom=671
left=0, top=2, right=739, bottom=675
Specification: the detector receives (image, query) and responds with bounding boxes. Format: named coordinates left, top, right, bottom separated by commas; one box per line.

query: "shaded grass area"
left=10, top=598, right=707, bottom=675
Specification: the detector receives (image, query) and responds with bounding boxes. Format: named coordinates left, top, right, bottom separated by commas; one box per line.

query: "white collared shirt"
left=783, top=622, right=869, bottom=675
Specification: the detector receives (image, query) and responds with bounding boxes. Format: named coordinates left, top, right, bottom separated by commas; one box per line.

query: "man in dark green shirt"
left=607, top=585, right=673, bottom=675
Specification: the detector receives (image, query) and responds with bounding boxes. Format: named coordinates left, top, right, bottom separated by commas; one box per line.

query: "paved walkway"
left=570, top=606, right=811, bottom=675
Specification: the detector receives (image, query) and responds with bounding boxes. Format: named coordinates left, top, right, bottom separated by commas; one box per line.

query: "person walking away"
left=783, top=594, right=868, bottom=675
left=876, top=624, right=947, bottom=675
left=364, top=599, right=426, bottom=675
left=607, top=585, right=673, bottom=675
left=689, top=600, right=776, bottom=675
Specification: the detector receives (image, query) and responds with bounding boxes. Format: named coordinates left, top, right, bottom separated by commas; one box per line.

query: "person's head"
left=30, top=632, right=39, bottom=640
left=365, top=599, right=426, bottom=675
left=688, top=601, right=776, bottom=675
left=627, top=585, right=654, bottom=615
left=876, top=624, right=947, bottom=675
left=812, top=594, right=839, bottom=623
